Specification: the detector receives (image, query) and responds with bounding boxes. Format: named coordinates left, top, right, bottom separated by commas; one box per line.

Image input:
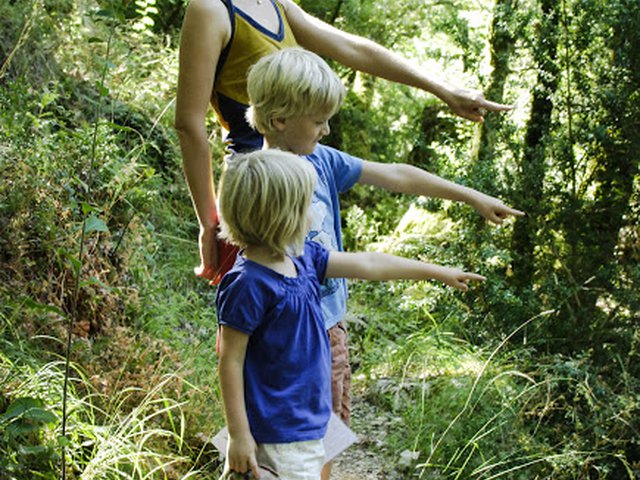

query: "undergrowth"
left=1, top=2, right=225, bottom=477
left=346, top=203, right=640, bottom=479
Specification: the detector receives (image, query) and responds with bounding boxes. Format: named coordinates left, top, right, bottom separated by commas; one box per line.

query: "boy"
left=216, top=149, right=485, bottom=479
left=245, top=47, right=524, bottom=479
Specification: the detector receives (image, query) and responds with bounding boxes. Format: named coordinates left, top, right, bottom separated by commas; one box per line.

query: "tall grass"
left=350, top=277, right=639, bottom=479
left=0, top=339, right=203, bottom=479
left=76, top=375, right=191, bottom=480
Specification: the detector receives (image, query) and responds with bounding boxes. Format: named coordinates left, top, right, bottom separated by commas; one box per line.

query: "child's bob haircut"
left=246, top=47, right=346, bottom=134
left=218, top=149, right=317, bottom=257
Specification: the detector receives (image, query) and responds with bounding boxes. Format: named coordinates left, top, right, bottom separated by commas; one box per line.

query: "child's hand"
left=228, top=433, right=260, bottom=479
left=435, top=266, right=486, bottom=291
left=470, top=192, right=525, bottom=225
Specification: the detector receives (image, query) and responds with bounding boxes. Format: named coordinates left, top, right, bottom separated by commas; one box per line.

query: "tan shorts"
left=328, top=322, right=351, bottom=425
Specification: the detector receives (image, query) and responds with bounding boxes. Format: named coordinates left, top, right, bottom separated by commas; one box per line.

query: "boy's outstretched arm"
left=359, top=161, right=525, bottom=225
left=326, top=251, right=486, bottom=291
left=218, top=326, right=261, bottom=478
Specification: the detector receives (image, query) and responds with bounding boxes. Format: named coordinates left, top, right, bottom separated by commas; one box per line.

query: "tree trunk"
left=471, top=0, right=517, bottom=195
left=510, top=0, right=560, bottom=289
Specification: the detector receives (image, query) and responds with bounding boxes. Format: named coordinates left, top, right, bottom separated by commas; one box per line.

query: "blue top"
left=305, top=144, right=363, bottom=329
left=216, top=241, right=332, bottom=443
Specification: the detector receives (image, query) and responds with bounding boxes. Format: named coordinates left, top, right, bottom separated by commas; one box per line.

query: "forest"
left=0, top=0, right=639, bottom=478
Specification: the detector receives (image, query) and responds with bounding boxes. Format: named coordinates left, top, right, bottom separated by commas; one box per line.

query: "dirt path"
left=330, top=394, right=407, bottom=480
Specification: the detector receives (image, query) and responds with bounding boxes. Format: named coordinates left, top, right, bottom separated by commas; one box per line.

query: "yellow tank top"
left=213, top=0, right=298, bottom=151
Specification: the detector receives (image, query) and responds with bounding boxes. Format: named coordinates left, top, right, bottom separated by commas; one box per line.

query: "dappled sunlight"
left=369, top=203, right=459, bottom=255
left=363, top=326, right=486, bottom=381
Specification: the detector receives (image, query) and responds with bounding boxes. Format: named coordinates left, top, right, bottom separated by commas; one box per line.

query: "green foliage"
left=0, top=336, right=199, bottom=479
left=0, top=2, right=221, bottom=477
left=299, top=0, right=428, bottom=47
left=350, top=275, right=640, bottom=478
left=0, top=396, right=59, bottom=479
left=95, top=0, right=187, bottom=35
left=0, top=0, right=68, bottom=84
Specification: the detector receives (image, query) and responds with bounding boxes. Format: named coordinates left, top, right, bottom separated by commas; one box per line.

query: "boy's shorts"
left=219, top=439, right=324, bottom=480
left=328, top=322, right=351, bottom=425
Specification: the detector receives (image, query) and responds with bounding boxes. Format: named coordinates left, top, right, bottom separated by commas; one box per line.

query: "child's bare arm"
left=218, top=326, right=260, bottom=478
left=359, top=161, right=525, bottom=224
left=325, top=251, right=486, bottom=291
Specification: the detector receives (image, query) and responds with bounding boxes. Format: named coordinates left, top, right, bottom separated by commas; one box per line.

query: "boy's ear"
left=271, top=117, right=287, bottom=132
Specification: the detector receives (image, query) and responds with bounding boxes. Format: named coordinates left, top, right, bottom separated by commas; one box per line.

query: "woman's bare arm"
left=280, top=0, right=511, bottom=122
left=175, top=0, right=231, bottom=278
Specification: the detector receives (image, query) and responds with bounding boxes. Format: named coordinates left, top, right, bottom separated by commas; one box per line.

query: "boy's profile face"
left=272, top=111, right=333, bottom=155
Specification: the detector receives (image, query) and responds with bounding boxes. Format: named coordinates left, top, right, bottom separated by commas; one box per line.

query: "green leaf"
left=40, top=91, right=59, bottom=109
left=79, top=276, right=113, bottom=292
left=84, top=216, right=109, bottom=234
left=95, top=9, right=116, bottom=18
left=18, top=445, right=52, bottom=456
left=1, top=398, right=43, bottom=421
left=6, top=422, right=41, bottom=437
left=22, top=298, right=65, bottom=316
left=22, top=408, right=57, bottom=425
left=57, top=435, right=71, bottom=448
left=0, top=398, right=57, bottom=436
left=63, top=251, right=82, bottom=272
left=81, top=202, right=96, bottom=215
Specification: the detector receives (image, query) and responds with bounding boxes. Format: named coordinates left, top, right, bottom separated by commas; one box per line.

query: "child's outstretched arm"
left=326, top=252, right=486, bottom=291
left=359, top=161, right=525, bottom=225
left=218, top=326, right=260, bottom=478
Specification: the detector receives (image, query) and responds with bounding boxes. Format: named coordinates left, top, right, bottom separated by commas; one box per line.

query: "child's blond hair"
left=246, top=47, right=345, bottom=134
left=218, top=149, right=317, bottom=257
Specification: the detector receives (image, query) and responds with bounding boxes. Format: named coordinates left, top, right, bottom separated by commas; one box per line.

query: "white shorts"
left=222, top=439, right=325, bottom=480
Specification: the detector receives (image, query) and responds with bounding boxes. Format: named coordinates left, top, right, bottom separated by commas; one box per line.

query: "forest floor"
left=331, top=392, right=412, bottom=480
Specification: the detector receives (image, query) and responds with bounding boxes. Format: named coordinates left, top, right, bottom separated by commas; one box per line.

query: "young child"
left=244, top=46, right=524, bottom=480
left=216, top=149, right=485, bottom=479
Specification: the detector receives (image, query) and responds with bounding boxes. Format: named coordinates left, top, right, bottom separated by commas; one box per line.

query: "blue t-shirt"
left=305, top=144, right=363, bottom=329
left=216, top=241, right=332, bottom=443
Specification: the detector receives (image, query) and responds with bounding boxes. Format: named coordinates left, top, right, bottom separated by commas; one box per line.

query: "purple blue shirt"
left=216, top=241, right=332, bottom=443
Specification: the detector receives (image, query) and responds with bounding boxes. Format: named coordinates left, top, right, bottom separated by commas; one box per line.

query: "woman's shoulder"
left=185, top=0, right=230, bottom=21
left=181, top=0, right=232, bottom=52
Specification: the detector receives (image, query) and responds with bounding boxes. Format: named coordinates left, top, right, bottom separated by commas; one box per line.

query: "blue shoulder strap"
left=215, top=0, right=235, bottom=81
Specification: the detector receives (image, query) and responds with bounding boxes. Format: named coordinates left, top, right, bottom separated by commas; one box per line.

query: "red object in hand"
left=210, top=236, right=240, bottom=285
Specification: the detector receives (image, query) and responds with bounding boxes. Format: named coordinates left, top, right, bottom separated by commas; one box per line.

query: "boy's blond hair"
left=218, top=149, right=317, bottom=257
left=246, top=47, right=345, bottom=134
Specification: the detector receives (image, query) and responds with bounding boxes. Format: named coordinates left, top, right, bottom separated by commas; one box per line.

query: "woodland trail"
left=331, top=394, right=410, bottom=480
